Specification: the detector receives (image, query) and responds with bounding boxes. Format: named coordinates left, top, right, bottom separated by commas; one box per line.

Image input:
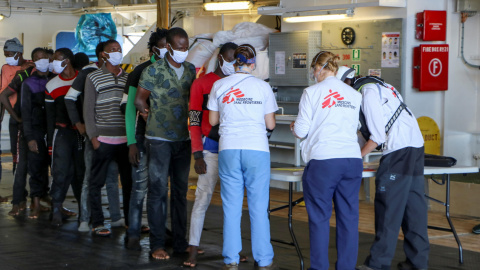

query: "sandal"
left=141, top=225, right=150, bottom=233
left=92, top=226, right=111, bottom=237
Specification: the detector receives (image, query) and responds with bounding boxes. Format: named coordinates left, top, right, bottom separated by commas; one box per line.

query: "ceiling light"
left=204, top=1, right=253, bottom=11
left=283, top=8, right=354, bottom=23
left=0, top=15, right=4, bottom=21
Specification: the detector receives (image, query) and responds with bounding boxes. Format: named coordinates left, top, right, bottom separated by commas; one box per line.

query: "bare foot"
left=0, top=195, right=8, bottom=203
left=8, top=205, right=21, bottom=216
left=62, top=207, right=77, bottom=216
left=30, top=202, right=50, bottom=212
left=240, top=255, right=248, bottom=262
left=183, top=246, right=198, bottom=267
left=29, top=206, right=40, bottom=219
left=151, top=249, right=170, bottom=260
left=18, top=201, right=27, bottom=211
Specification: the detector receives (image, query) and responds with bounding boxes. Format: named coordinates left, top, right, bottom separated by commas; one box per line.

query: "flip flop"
left=92, top=226, right=111, bottom=237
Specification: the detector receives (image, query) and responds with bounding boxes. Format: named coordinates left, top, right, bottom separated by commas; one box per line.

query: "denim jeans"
left=127, top=136, right=150, bottom=239
left=50, top=128, right=84, bottom=205
left=80, top=138, right=121, bottom=223
left=89, top=142, right=132, bottom=228
left=12, top=130, right=28, bottom=205
left=147, top=139, right=191, bottom=252
left=27, top=129, right=49, bottom=199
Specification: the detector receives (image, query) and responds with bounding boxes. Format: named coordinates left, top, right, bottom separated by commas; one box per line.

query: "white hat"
left=336, top=66, right=356, bottom=81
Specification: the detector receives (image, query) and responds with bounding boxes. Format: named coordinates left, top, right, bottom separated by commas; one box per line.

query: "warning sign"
left=417, top=116, right=441, bottom=155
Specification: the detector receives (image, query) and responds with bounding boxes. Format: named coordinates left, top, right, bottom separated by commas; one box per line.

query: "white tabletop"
left=271, top=166, right=479, bottom=183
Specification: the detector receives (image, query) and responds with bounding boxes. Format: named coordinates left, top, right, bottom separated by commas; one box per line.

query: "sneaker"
left=78, top=221, right=90, bottom=232
left=473, top=224, right=480, bottom=234
left=125, top=237, right=142, bottom=251
left=222, top=262, right=239, bottom=270
left=356, top=265, right=374, bottom=270
left=110, top=218, right=125, bottom=227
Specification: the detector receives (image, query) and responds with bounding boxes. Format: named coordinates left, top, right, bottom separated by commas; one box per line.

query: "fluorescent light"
left=283, top=8, right=354, bottom=23
left=204, top=1, right=252, bottom=11
left=0, top=15, right=4, bottom=21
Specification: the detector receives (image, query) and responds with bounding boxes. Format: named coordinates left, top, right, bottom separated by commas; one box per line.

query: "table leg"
left=445, top=175, right=464, bottom=264
left=288, top=182, right=304, bottom=270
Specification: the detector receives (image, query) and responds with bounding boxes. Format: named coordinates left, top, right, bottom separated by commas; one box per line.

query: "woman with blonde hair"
left=208, top=44, right=278, bottom=270
left=291, top=51, right=363, bottom=270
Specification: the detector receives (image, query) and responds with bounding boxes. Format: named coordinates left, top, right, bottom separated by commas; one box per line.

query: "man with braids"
left=207, top=44, right=278, bottom=270
left=65, top=42, right=123, bottom=232
left=123, top=28, right=168, bottom=250
left=290, top=51, right=362, bottom=270
left=135, top=27, right=196, bottom=260
left=184, top=42, right=239, bottom=268
left=45, top=48, right=83, bottom=226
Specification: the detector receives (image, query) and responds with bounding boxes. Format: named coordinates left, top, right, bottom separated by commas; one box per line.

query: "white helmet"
left=336, top=66, right=356, bottom=82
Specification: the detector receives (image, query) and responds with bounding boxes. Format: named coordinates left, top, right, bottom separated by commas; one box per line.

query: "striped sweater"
left=84, top=65, right=129, bottom=139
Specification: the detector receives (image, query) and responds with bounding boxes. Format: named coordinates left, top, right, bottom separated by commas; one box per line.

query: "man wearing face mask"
left=0, top=48, right=50, bottom=216
left=84, top=39, right=132, bottom=237
left=135, top=27, right=196, bottom=260
left=123, top=28, right=168, bottom=250
left=183, top=42, right=238, bottom=267
left=20, top=48, right=55, bottom=218
left=65, top=42, right=123, bottom=232
left=0, top=38, right=34, bottom=201
left=45, top=48, right=83, bottom=226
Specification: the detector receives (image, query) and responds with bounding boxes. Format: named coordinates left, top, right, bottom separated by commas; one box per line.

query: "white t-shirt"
left=361, top=82, right=424, bottom=155
left=207, top=73, right=278, bottom=152
left=294, top=76, right=362, bottom=163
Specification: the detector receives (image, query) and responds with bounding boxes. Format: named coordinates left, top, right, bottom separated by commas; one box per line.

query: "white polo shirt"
left=207, top=73, right=278, bottom=152
left=294, top=76, right=362, bottom=163
left=361, top=82, right=424, bottom=155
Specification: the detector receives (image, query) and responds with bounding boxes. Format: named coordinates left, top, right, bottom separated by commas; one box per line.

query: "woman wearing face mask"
left=184, top=42, right=239, bottom=268
left=207, top=44, right=278, bottom=270
left=290, top=51, right=363, bottom=270
left=45, top=48, right=83, bottom=227
left=84, top=39, right=132, bottom=237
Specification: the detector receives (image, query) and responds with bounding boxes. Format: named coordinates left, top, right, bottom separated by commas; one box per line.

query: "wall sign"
left=292, top=53, right=307, bottom=69
left=381, top=32, right=400, bottom=68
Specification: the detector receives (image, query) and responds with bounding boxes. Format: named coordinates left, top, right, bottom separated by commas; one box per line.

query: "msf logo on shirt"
left=322, top=89, right=344, bottom=109
left=223, top=88, right=244, bottom=104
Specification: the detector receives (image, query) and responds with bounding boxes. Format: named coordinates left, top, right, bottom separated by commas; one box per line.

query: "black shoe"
left=397, top=260, right=427, bottom=270
left=125, top=237, right=141, bottom=251
left=473, top=224, right=480, bottom=234
left=50, top=203, right=63, bottom=227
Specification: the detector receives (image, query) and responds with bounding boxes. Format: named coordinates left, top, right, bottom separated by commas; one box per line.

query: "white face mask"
left=105, top=51, right=123, bottom=66
left=168, top=44, right=188, bottom=64
left=35, top=58, right=50, bottom=73
left=48, top=61, right=54, bottom=72
left=52, top=60, right=66, bottom=74
left=5, top=53, right=19, bottom=66
left=154, top=47, right=168, bottom=59
left=219, top=55, right=235, bottom=76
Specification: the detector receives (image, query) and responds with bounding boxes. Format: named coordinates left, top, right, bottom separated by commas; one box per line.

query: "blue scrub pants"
left=302, top=158, right=363, bottom=270
left=219, top=149, right=274, bottom=267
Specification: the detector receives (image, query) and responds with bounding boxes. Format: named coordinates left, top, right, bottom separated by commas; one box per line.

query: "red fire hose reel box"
left=416, top=10, right=447, bottom=41
left=413, top=44, right=449, bottom=91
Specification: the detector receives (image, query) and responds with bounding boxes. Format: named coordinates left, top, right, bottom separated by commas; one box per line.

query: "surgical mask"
left=220, top=55, right=235, bottom=76
left=154, top=47, right=168, bottom=59
left=52, top=60, right=66, bottom=74
left=48, top=62, right=54, bottom=72
left=35, top=58, right=50, bottom=72
left=5, top=53, right=19, bottom=66
left=168, top=45, right=188, bottom=64
left=309, top=62, right=328, bottom=83
left=105, top=51, right=123, bottom=66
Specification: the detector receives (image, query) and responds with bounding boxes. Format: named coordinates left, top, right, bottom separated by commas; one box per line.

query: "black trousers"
left=11, top=130, right=28, bottom=205
left=9, top=118, right=18, bottom=163
left=27, top=129, right=49, bottom=199
left=365, top=147, right=430, bottom=270
left=89, top=142, right=132, bottom=228
left=50, top=128, right=84, bottom=206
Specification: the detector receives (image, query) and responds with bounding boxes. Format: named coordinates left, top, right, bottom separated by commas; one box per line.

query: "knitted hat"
left=3, top=38, right=23, bottom=53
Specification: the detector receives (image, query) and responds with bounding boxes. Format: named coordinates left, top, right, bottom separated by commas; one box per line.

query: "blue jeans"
left=302, top=158, right=363, bottom=270
left=219, top=149, right=274, bottom=267
left=127, top=136, right=149, bottom=238
left=80, top=138, right=121, bottom=223
left=147, top=139, right=190, bottom=252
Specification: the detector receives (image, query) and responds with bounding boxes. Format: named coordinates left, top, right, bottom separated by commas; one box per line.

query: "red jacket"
left=189, top=72, right=221, bottom=160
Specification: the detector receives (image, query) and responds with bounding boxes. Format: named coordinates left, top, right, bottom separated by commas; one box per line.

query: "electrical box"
left=416, top=10, right=447, bottom=41
left=268, top=31, right=321, bottom=86
left=413, top=44, right=449, bottom=91
left=456, top=0, right=480, bottom=12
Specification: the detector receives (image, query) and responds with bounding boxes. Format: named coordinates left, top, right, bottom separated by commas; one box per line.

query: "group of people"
left=0, top=26, right=430, bottom=270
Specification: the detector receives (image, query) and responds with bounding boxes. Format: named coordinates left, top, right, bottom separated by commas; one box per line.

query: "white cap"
left=336, top=66, right=356, bottom=81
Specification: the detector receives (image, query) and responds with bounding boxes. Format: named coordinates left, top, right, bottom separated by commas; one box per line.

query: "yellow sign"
left=417, top=116, right=441, bottom=155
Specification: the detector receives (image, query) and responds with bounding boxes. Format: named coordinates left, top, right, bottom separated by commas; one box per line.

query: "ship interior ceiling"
left=0, top=0, right=480, bottom=269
